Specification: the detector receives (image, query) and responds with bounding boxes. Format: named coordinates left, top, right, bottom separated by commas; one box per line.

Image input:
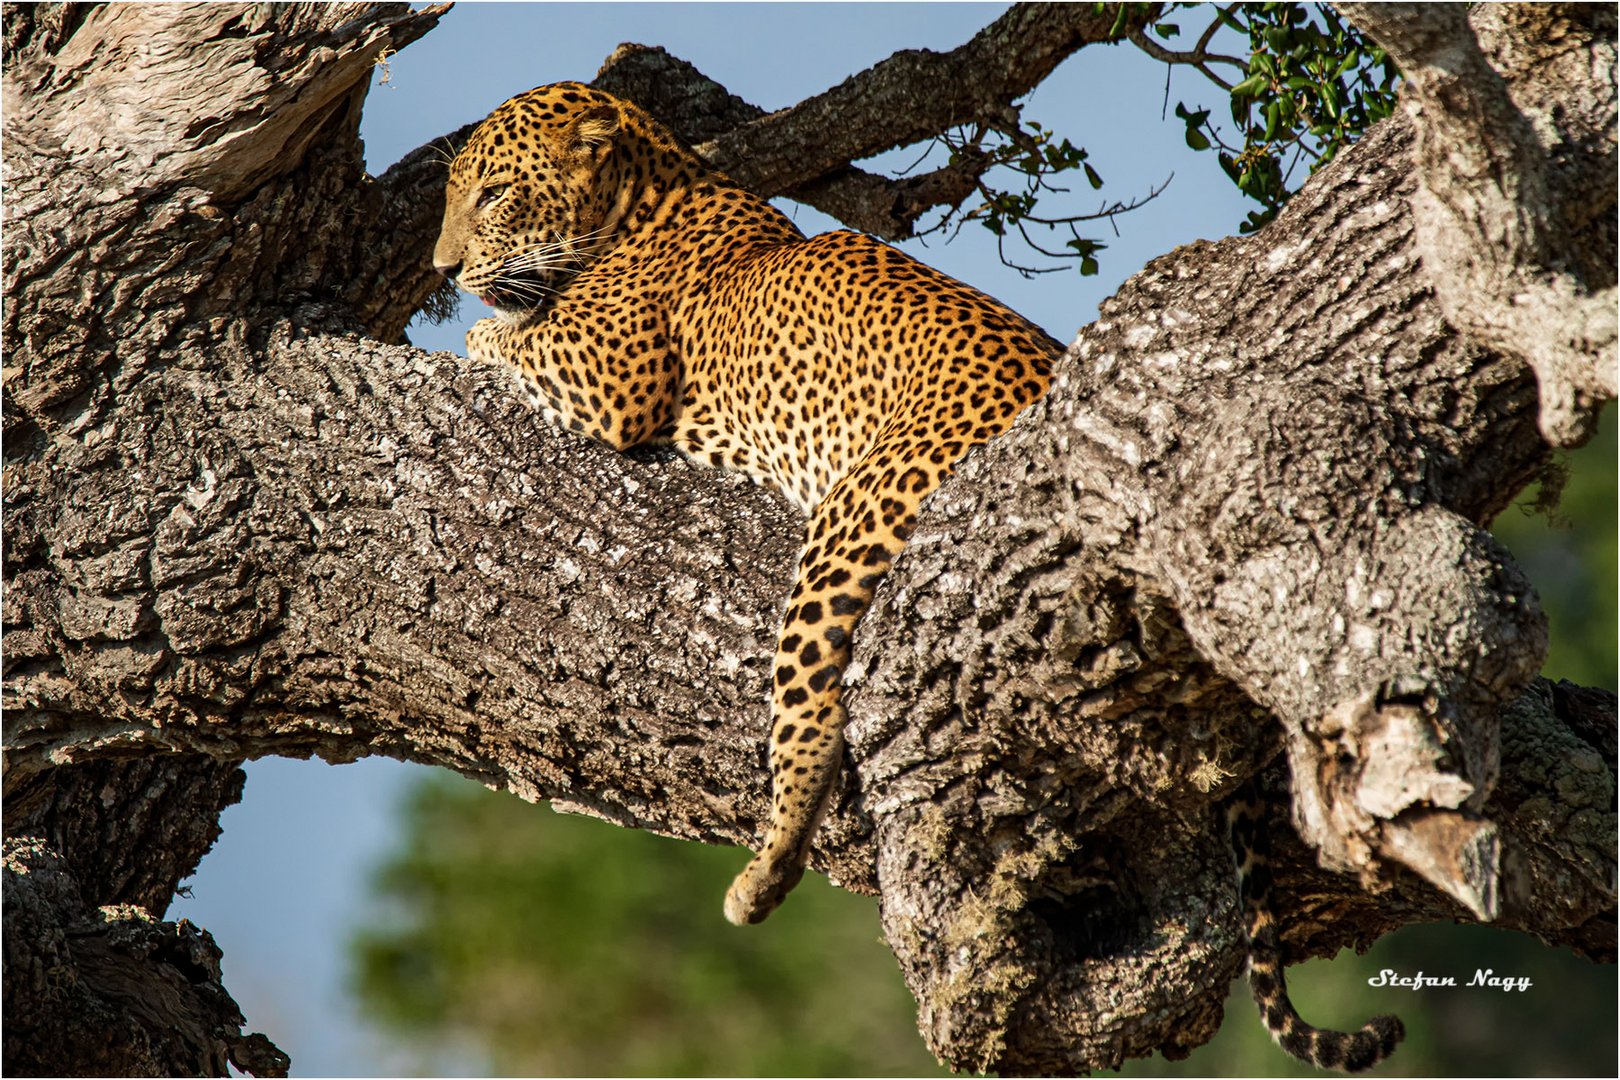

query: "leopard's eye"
left=476, top=183, right=510, bottom=208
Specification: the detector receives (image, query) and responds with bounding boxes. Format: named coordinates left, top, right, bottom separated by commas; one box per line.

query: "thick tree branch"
left=2, top=1, right=446, bottom=204
left=1337, top=2, right=1617, bottom=447
left=840, top=98, right=1611, bottom=1066
left=689, top=3, right=1142, bottom=195
left=590, top=43, right=987, bottom=241
left=3, top=759, right=289, bottom=1076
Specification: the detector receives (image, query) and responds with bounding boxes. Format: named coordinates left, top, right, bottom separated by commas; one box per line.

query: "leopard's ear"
left=566, top=103, right=620, bottom=153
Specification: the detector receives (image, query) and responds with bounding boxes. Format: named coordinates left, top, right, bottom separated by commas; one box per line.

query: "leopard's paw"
left=466, top=317, right=503, bottom=366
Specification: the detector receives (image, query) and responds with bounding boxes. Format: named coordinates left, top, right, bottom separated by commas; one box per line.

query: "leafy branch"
left=1156, top=2, right=1401, bottom=233
left=921, top=118, right=1170, bottom=278
left=889, top=3, right=1400, bottom=276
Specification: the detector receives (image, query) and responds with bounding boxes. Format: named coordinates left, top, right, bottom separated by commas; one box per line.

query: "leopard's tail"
left=1227, top=788, right=1405, bottom=1072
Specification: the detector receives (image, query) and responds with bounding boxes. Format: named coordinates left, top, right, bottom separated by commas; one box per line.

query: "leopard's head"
left=434, top=83, right=626, bottom=320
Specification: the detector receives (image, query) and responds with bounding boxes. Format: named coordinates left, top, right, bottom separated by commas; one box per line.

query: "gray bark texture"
left=2, top=2, right=1614, bottom=1075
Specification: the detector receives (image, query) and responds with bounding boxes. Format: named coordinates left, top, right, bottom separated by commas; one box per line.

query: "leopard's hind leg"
left=723, top=432, right=956, bottom=925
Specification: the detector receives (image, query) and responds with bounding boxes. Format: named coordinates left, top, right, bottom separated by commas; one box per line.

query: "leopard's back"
left=664, top=226, right=1056, bottom=511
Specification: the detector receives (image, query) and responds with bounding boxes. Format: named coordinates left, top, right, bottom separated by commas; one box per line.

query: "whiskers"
left=483, top=272, right=559, bottom=307
left=474, top=225, right=619, bottom=313
left=426, top=136, right=460, bottom=169
left=501, top=224, right=616, bottom=278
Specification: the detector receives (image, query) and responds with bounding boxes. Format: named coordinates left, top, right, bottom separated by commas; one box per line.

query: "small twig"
left=1125, top=25, right=1246, bottom=72
left=1194, top=61, right=1234, bottom=91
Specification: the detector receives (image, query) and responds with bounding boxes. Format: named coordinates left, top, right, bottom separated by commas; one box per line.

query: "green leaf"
left=1083, top=162, right=1104, bottom=189
left=1321, top=79, right=1342, bottom=118
left=1108, top=3, right=1130, bottom=37
left=1239, top=206, right=1278, bottom=234
left=1185, top=126, right=1211, bottom=151
left=1232, top=73, right=1269, bottom=97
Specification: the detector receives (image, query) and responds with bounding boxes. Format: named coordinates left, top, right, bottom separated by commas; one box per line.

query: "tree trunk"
left=2, top=2, right=1613, bottom=1075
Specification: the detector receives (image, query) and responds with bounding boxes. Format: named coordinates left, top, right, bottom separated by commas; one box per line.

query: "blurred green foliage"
left=1489, top=409, right=1618, bottom=692
left=352, top=779, right=944, bottom=1076
left=1122, top=924, right=1616, bottom=1077
left=354, top=779, right=1616, bottom=1076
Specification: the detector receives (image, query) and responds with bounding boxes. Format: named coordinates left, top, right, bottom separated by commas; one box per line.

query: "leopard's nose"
left=434, top=261, right=462, bottom=280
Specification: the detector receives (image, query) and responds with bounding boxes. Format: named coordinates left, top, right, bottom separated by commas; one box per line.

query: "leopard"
left=432, top=81, right=1403, bottom=1074
left=432, top=80, right=1058, bottom=923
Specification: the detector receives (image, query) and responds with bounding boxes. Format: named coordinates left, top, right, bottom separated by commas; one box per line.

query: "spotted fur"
left=1228, top=786, right=1405, bottom=1071
left=433, top=83, right=1058, bottom=925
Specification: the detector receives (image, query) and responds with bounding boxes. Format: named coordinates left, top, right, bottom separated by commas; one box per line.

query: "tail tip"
left=1339, top=1014, right=1406, bottom=1072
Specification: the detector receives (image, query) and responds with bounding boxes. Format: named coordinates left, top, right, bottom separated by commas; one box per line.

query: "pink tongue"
left=482, top=295, right=495, bottom=307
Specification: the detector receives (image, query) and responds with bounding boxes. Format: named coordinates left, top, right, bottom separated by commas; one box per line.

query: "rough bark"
left=4, top=760, right=290, bottom=1077
left=2, top=2, right=1614, bottom=1076
left=844, top=107, right=1608, bottom=1068
left=1336, top=3, right=1617, bottom=449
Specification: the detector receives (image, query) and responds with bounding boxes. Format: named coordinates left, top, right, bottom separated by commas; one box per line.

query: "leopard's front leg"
left=464, top=305, right=676, bottom=450
left=723, top=436, right=943, bottom=925
left=465, top=316, right=507, bottom=368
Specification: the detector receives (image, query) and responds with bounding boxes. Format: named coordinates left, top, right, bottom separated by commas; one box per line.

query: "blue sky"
left=171, top=4, right=1257, bottom=1075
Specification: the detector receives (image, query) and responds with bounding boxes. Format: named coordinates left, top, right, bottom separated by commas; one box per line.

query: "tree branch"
left=1124, top=22, right=1246, bottom=89
left=3, top=759, right=289, bottom=1076
left=689, top=3, right=1144, bottom=195
left=839, top=102, right=1611, bottom=1066
left=1336, top=2, right=1618, bottom=447
left=590, top=43, right=989, bottom=241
